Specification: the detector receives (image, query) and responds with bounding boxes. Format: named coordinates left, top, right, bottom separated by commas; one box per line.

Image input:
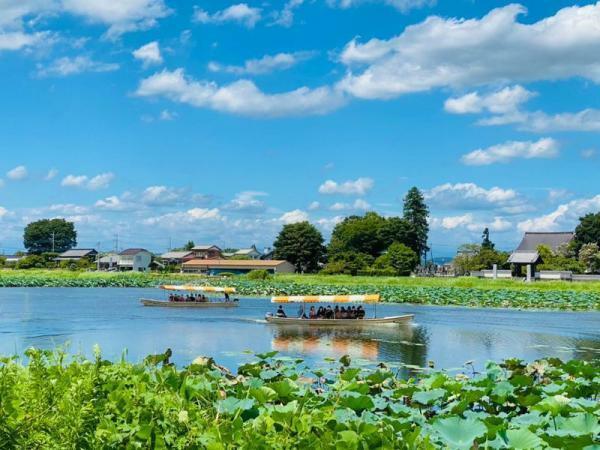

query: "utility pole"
left=96, top=241, right=101, bottom=272
left=168, top=237, right=172, bottom=252
left=51, top=232, right=55, bottom=253
left=114, top=233, right=119, bottom=253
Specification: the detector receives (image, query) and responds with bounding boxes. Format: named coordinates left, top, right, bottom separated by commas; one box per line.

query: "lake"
left=0, top=288, right=598, bottom=371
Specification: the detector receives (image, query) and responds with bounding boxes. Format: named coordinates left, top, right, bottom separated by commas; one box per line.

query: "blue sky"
left=1, top=0, right=600, bottom=256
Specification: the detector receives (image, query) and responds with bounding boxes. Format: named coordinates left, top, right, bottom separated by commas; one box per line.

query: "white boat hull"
left=140, top=299, right=238, bottom=308
left=265, top=314, right=413, bottom=326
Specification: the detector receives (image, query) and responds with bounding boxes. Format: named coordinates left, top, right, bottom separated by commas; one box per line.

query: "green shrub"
left=246, top=269, right=272, bottom=280
left=217, top=272, right=236, bottom=277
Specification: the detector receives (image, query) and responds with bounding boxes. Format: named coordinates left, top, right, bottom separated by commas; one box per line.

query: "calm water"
left=0, top=288, right=598, bottom=371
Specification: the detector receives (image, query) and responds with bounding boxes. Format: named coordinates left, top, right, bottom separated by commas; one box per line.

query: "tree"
left=378, top=217, right=418, bottom=254
left=403, top=187, right=429, bottom=259
left=23, top=219, right=77, bottom=254
left=578, top=243, right=600, bottom=273
left=328, top=212, right=388, bottom=258
left=574, top=212, right=600, bottom=253
left=481, top=228, right=495, bottom=250
left=323, top=251, right=374, bottom=276
left=184, top=241, right=195, bottom=251
left=376, top=242, right=418, bottom=276
left=537, top=244, right=585, bottom=273
left=273, top=221, right=326, bottom=273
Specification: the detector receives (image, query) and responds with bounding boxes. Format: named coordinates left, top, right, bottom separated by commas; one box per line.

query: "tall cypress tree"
left=403, top=187, right=429, bottom=259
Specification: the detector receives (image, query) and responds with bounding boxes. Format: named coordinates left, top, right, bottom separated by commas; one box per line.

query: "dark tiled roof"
left=119, top=248, right=150, bottom=256
left=515, top=232, right=574, bottom=252
left=58, top=249, right=97, bottom=258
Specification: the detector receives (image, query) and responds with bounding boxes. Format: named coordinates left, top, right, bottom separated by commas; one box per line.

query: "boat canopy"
left=271, top=294, right=380, bottom=304
left=160, top=285, right=236, bottom=293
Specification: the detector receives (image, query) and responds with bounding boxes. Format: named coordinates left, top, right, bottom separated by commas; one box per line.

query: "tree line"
left=272, top=187, right=430, bottom=275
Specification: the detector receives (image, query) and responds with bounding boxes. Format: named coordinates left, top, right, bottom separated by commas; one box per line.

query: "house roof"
left=119, top=248, right=150, bottom=256
left=160, top=251, right=194, bottom=259
left=508, top=251, right=539, bottom=264
left=57, top=248, right=97, bottom=258
left=183, top=259, right=290, bottom=268
left=192, top=245, right=222, bottom=251
left=515, top=232, right=574, bottom=252
left=235, top=247, right=261, bottom=255
left=99, top=254, right=118, bottom=263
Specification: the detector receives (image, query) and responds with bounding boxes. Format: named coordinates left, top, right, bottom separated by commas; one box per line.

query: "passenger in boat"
left=357, top=306, right=365, bottom=319
left=325, top=306, right=334, bottom=319
left=350, top=306, right=357, bottom=319
left=297, top=306, right=307, bottom=319
left=224, top=292, right=230, bottom=302
left=340, top=306, right=348, bottom=319
left=309, top=306, right=316, bottom=319
left=334, top=305, right=340, bottom=319
left=276, top=305, right=287, bottom=318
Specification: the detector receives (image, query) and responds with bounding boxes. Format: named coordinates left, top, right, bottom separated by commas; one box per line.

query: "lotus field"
left=0, top=349, right=598, bottom=449
left=0, top=270, right=599, bottom=310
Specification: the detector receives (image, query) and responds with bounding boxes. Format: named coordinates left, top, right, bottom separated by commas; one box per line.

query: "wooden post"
left=526, top=264, right=532, bottom=283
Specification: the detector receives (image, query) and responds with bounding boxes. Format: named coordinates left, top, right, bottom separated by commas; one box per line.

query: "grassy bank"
left=1, top=349, right=597, bottom=449
left=1, top=270, right=599, bottom=310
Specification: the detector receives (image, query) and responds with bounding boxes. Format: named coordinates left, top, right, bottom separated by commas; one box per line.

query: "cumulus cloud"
left=133, top=41, right=163, bottom=67
left=37, top=56, right=119, bottom=77
left=444, top=85, right=535, bottom=115
left=337, top=3, right=600, bottom=99
left=193, top=4, right=261, bottom=28
left=318, top=177, right=374, bottom=195
left=329, top=199, right=371, bottom=211
left=328, top=0, right=435, bottom=13
left=208, top=51, right=314, bottom=75
left=95, top=196, right=129, bottom=211
left=143, top=208, right=222, bottom=227
left=135, top=68, right=344, bottom=117
left=223, top=191, right=268, bottom=213
left=308, top=201, right=320, bottom=210
left=280, top=209, right=309, bottom=224
left=61, top=172, right=114, bottom=190
left=141, top=185, right=183, bottom=205
left=517, top=194, right=600, bottom=232
left=425, top=182, right=520, bottom=210
left=0, top=31, right=48, bottom=51
left=461, top=138, right=559, bottom=166
left=271, top=0, right=304, bottom=27
left=431, top=213, right=512, bottom=232
left=6, top=165, right=27, bottom=180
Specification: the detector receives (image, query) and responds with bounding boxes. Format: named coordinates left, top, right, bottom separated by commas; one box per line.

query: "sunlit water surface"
left=0, top=288, right=598, bottom=371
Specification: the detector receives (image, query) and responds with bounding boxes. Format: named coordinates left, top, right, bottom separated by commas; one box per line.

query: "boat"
left=140, top=285, right=239, bottom=308
left=265, top=294, right=414, bottom=326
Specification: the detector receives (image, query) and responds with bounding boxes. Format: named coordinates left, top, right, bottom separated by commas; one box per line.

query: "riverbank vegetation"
left=0, top=270, right=599, bottom=310
left=0, top=349, right=597, bottom=449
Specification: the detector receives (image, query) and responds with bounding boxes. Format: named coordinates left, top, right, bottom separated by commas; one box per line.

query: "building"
left=508, top=231, right=575, bottom=276
left=54, top=248, right=98, bottom=262
left=229, top=245, right=262, bottom=260
left=159, top=250, right=195, bottom=265
left=118, top=248, right=152, bottom=272
left=98, top=253, right=119, bottom=271
left=191, top=245, right=223, bottom=259
left=3, top=255, right=26, bottom=265
left=181, top=259, right=295, bottom=275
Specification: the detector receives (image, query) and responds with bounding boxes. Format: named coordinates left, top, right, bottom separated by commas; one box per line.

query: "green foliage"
left=0, top=350, right=597, bottom=449
left=403, top=187, right=430, bottom=258
left=374, top=242, right=419, bottom=275
left=537, top=244, right=586, bottom=273
left=184, top=240, right=195, bottom=251
left=578, top=243, right=600, bottom=273
left=329, top=212, right=388, bottom=258
left=452, top=244, right=509, bottom=275
left=323, top=251, right=374, bottom=275
left=0, top=256, right=5, bottom=267
left=574, top=212, right=600, bottom=253
left=273, top=221, right=326, bottom=273
left=481, top=227, right=495, bottom=250
left=23, top=218, right=77, bottom=254
left=246, top=269, right=272, bottom=280
left=15, top=255, right=48, bottom=269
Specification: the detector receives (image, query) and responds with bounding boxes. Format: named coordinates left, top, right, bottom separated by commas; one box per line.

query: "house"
left=118, top=248, right=152, bottom=272
left=98, top=253, right=119, bottom=271
left=159, top=250, right=195, bottom=265
left=54, top=248, right=98, bottom=262
left=181, top=259, right=295, bottom=275
left=191, top=245, right=223, bottom=259
left=229, top=245, right=262, bottom=260
left=508, top=232, right=575, bottom=277
left=3, top=255, right=26, bottom=265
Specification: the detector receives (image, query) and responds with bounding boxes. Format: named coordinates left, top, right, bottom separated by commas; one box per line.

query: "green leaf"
left=503, top=428, right=544, bottom=449
left=553, top=413, right=600, bottom=437
left=339, top=391, right=375, bottom=412
left=216, top=397, right=255, bottom=415
left=432, top=417, right=487, bottom=450
left=412, top=388, right=446, bottom=405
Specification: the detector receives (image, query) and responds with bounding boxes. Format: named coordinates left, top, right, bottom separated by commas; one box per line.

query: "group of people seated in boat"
left=275, top=305, right=366, bottom=320
left=169, top=293, right=209, bottom=302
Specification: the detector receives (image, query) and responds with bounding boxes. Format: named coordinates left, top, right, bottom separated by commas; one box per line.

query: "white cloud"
left=318, top=177, right=374, bottom=195
left=337, top=4, right=600, bottom=99
left=308, top=201, right=320, bottom=210
left=61, top=172, right=114, bottom=190
left=431, top=213, right=512, bottom=232
left=208, top=51, right=314, bottom=75
left=547, top=189, right=570, bottom=202
left=47, top=203, right=89, bottom=215
left=425, top=182, right=519, bottom=209
left=95, top=196, right=128, bottom=211
left=315, top=215, right=344, bottom=230
left=461, top=138, right=559, bottom=166
left=444, top=85, right=535, bottom=115
left=330, top=199, right=371, bottom=211
left=159, top=109, right=176, bottom=121
left=44, top=168, right=58, bottom=180
left=193, top=4, right=261, bottom=28
left=518, top=194, right=600, bottom=232
left=271, top=0, right=304, bottom=27
left=330, top=202, right=347, bottom=211
left=141, top=185, right=183, bottom=205
left=143, top=208, right=222, bottom=227
left=135, top=68, right=344, bottom=117
left=7, top=165, right=27, bottom=180
left=280, top=209, right=309, bottom=224
left=223, top=191, right=268, bottom=213
left=37, top=56, right=119, bottom=77
left=438, top=213, right=474, bottom=230
left=328, top=0, right=434, bottom=13
left=0, top=31, right=47, bottom=51
left=133, top=41, right=163, bottom=67
left=0, top=206, right=9, bottom=219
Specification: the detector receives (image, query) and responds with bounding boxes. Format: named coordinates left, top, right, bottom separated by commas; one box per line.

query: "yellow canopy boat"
left=140, top=285, right=239, bottom=308
left=265, top=294, right=413, bottom=325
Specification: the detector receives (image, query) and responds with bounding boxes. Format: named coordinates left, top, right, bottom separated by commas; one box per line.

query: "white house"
left=118, top=248, right=152, bottom=272
left=231, top=245, right=262, bottom=260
